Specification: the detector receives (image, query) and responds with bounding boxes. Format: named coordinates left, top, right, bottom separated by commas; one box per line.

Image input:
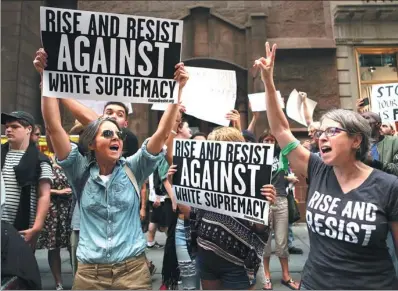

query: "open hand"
left=261, top=184, right=276, bottom=204
left=33, top=48, right=47, bottom=75
left=253, top=42, right=277, bottom=82
left=226, top=109, right=241, bottom=121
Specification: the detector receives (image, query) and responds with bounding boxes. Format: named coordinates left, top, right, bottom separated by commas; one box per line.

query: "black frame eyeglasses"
left=101, top=129, right=126, bottom=140
left=314, top=127, right=348, bottom=139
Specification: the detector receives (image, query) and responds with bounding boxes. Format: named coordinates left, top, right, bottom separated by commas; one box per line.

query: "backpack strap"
left=123, top=164, right=140, bottom=201
left=75, top=167, right=90, bottom=203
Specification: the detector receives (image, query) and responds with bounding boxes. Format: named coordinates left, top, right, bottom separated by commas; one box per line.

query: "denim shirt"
left=57, top=139, right=165, bottom=264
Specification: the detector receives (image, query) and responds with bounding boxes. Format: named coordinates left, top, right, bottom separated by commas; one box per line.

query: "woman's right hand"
left=60, top=188, right=72, bottom=195
left=261, top=184, right=276, bottom=204
left=253, top=42, right=277, bottom=83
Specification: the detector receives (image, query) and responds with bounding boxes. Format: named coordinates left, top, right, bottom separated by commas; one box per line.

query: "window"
left=355, top=47, right=398, bottom=111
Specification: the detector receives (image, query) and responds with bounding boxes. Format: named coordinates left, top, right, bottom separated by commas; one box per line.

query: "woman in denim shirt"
left=37, top=49, right=189, bottom=289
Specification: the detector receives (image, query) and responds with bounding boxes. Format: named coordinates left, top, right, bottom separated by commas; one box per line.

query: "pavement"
left=35, top=223, right=309, bottom=290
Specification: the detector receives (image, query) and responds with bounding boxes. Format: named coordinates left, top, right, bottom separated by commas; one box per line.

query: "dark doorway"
left=155, top=58, right=248, bottom=135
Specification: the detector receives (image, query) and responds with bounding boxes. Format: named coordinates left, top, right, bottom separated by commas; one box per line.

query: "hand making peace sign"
left=253, top=42, right=277, bottom=82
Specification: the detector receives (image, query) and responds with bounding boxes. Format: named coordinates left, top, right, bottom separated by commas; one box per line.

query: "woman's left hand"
left=167, top=164, right=178, bottom=184
left=261, top=184, right=276, bottom=204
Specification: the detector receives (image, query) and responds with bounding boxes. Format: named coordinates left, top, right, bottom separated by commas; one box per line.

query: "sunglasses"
left=101, top=129, right=126, bottom=140
left=314, top=127, right=348, bottom=139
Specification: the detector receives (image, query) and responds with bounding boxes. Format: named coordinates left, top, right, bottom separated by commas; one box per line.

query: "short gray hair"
left=78, top=117, right=120, bottom=160
left=320, top=109, right=371, bottom=161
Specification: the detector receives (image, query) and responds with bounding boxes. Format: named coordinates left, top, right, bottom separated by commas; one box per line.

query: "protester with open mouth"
left=39, top=52, right=189, bottom=289
left=253, top=42, right=398, bottom=290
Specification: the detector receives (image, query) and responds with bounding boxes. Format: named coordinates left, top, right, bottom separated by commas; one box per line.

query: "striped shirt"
left=1, top=150, right=53, bottom=228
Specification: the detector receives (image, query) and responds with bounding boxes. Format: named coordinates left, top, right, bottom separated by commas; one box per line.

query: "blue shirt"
left=57, top=139, right=165, bottom=264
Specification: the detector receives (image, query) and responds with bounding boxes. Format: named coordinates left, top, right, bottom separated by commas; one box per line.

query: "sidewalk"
left=36, top=223, right=309, bottom=290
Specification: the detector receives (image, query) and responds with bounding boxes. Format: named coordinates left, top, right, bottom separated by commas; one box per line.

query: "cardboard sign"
left=286, top=89, right=317, bottom=126
left=172, top=139, right=274, bottom=225
left=151, top=66, right=237, bottom=126
left=248, top=91, right=284, bottom=112
left=371, top=83, right=398, bottom=122
left=40, top=7, right=183, bottom=104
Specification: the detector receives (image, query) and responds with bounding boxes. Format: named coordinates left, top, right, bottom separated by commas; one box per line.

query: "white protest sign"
left=371, top=83, right=398, bottom=122
left=78, top=100, right=132, bottom=115
left=172, top=139, right=274, bottom=225
left=40, top=7, right=183, bottom=104
left=248, top=91, right=284, bottom=112
left=151, top=66, right=237, bottom=126
left=286, top=89, right=317, bottom=126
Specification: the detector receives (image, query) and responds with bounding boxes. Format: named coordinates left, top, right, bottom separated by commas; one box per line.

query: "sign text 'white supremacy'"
left=40, top=7, right=183, bottom=103
left=172, top=139, right=274, bottom=225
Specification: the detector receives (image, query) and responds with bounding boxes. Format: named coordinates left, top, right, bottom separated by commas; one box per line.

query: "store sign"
left=1, top=135, right=79, bottom=157
left=371, top=83, right=398, bottom=122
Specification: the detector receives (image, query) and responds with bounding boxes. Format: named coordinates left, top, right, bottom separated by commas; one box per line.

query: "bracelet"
left=277, top=140, right=300, bottom=173
left=171, top=130, right=177, bottom=135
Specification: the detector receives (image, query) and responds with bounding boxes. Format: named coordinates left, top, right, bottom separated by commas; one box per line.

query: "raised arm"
left=146, top=63, right=189, bottom=155
left=33, top=49, right=99, bottom=126
left=35, top=49, right=72, bottom=160
left=300, top=92, right=313, bottom=126
left=253, top=43, right=310, bottom=177
left=247, top=104, right=260, bottom=133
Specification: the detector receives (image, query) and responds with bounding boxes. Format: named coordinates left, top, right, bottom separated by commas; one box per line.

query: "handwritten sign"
left=151, top=67, right=237, bottom=126
left=248, top=91, right=284, bottom=112
left=286, top=89, right=317, bottom=126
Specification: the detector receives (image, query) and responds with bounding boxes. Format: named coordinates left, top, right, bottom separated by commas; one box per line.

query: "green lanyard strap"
left=277, top=140, right=300, bottom=173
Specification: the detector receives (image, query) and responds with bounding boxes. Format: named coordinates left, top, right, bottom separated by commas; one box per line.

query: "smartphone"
left=362, top=98, right=370, bottom=106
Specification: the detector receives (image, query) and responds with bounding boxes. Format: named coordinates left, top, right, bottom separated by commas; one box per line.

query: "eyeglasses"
left=101, top=129, right=126, bottom=140
left=314, top=127, right=348, bottom=139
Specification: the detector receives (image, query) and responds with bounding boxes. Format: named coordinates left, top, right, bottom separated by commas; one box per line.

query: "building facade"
left=2, top=1, right=397, bottom=218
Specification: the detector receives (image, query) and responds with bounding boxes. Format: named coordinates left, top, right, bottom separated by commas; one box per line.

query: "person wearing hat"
left=1, top=111, right=52, bottom=249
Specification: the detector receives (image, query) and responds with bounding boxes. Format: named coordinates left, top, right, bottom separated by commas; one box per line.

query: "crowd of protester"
left=0, top=43, right=397, bottom=291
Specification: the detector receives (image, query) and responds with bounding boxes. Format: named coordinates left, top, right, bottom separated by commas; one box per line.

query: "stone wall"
left=1, top=1, right=43, bottom=124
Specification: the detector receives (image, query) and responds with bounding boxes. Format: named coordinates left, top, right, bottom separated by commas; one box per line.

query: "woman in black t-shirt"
left=252, top=42, right=398, bottom=290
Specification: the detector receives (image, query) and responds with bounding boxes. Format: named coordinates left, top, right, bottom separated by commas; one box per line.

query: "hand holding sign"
left=260, top=184, right=276, bottom=204
left=174, top=62, right=189, bottom=92
left=253, top=42, right=277, bottom=82
left=33, top=48, right=48, bottom=75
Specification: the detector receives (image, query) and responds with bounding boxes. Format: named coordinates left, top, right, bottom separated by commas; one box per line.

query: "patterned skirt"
left=36, top=195, right=72, bottom=250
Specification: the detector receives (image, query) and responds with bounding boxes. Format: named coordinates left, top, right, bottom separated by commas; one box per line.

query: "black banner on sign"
left=40, top=6, right=183, bottom=104
left=172, top=139, right=274, bottom=225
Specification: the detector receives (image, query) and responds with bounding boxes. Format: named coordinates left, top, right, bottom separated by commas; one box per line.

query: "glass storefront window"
left=355, top=47, right=398, bottom=112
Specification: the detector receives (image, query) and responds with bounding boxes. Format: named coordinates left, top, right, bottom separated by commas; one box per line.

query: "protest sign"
left=248, top=91, right=284, bottom=112
left=78, top=100, right=133, bottom=115
left=151, top=66, right=237, bottom=126
left=371, top=83, right=398, bottom=122
left=286, top=89, right=317, bottom=126
left=172, top=139, right=274, bottom=225
left=40, top=7, right=183, bottom=104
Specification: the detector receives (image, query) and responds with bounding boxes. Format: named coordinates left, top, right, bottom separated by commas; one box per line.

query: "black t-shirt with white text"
left=302, top=154, right=398, bottom=290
